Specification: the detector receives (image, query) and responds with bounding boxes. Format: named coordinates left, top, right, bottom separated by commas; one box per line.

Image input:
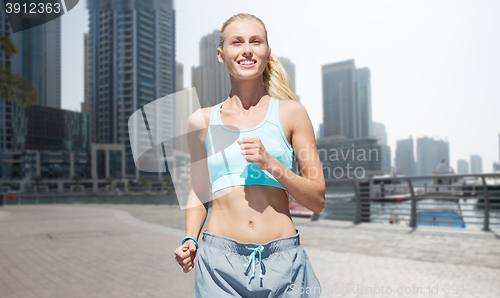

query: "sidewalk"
left=0, top=204, right=499, bottom=297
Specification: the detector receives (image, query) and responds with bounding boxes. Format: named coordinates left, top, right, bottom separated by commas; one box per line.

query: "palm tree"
left=0, top=35, right=38, bottom=106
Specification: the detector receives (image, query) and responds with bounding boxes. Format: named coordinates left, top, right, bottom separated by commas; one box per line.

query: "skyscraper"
left=322, top=60, right=356, bottom=138
left=317, top=123, right=323, bottom=140
left=371, top=121, right=391, bottom=173
left=395, top=137, right=416, bottom=176
left=0, top=9, right=13, bottom=151
left=87, top=0, right=176, bottom=178
left=10, top=18, right=61, bottom=109
left=176, top=62, right=184, bottom=92
left=82, top=33, right=90, bottom=114
left=276, top=56, right=296, bottom=92
left=470, top=155, right=483, bottom=174
left=322, top=59, right=372, bottom=139
left=372, top=121, right=387, bottom=145
left=0, top=9, right=61, bottom=151
left=192, top=30, right=231, bottom=108
left=416, top=137, right=450, bottom=175
left=355, top=68, right=372, bottom=138
left=457, top=159, right=469, bottom=175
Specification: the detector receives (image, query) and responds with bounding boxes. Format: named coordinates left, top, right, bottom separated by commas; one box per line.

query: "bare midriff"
left=206, top=184, right=297, bottom=244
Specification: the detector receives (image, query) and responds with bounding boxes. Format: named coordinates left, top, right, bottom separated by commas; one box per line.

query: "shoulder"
left=277, top=98, right=306, bottom=112
left=187, top=106, right=213, bottom=131
left=277, top=99, right=310, bottom=127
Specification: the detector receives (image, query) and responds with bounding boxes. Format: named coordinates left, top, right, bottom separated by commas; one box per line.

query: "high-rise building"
left=0, top=9, right=14, bottom=152
left=10, top=18, right=61, bottom=109
left=82, top=33, right=90, bottom=114
left=176, top=62, right=184, bottom=92
left=317, top=136, right=382, bottom=180
left=322, top=59, right=372, bottom=139
left=14, top=105, right=88, bottom=151
left=355, top=68, right=372, bottom=138
left=0, top=9, right=62, bottom=151
left=416, top=137, right=450, bottom=175
left=470, top=155, right=483, bottom=174
left=192, top=30, right=231, bottom=108
left=457, top=159, right=469, bottom=175
left=395, top=137, right=416, bottom=176
left=276, top=56, right=296, bottom=92
left=379, top=144, right=392, bottom=174
left=322, top=60, right=356, bottom=138
left=317, top=123, right=324, bottom=140
left=87, top=0, right=176, bottom=178
left=371, top=121, right=387, bottom=145
left=371, top=121, right=390, bottom=172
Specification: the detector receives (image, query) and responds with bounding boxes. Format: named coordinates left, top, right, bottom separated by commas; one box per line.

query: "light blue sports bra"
left=205, top=97, right=295, bottom=194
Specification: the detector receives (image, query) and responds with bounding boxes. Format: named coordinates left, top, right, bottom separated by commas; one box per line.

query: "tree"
left=0, top=35, right=38, bottom=106
left=163, top=176, right=172, bottom=188
left=138, top=177, right=149, bottom=188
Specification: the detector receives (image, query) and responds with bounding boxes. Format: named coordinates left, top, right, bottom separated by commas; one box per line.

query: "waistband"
left=200, top=229, right=300, bottom=259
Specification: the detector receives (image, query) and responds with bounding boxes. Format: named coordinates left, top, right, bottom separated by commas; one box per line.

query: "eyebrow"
left=228, top=35, right=265, bottom=40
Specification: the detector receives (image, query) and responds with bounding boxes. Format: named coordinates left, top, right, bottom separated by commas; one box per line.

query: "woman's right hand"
left=174, top=239, right=198, bottom=273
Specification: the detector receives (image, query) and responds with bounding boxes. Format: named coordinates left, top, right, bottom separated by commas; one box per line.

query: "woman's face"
left=217, top=20, right=271, bottom=81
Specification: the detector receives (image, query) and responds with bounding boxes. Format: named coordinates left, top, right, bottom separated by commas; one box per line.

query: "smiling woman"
left=174, top=12, right=325, bottom=298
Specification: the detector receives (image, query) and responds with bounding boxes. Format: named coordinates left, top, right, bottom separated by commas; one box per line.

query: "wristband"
left=182, top=236, right=199, bottom=249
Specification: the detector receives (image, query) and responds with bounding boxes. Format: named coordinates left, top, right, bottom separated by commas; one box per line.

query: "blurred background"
left=0, top=0, right=499, bottom=228
left=0, top=1, right=499, bottom=297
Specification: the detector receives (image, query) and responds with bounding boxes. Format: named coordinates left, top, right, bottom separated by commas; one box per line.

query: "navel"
left=248, top=220, right=253, bottom=229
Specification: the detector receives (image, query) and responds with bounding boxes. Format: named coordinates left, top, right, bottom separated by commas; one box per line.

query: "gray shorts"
left=193, top=229, right=321, bottom=297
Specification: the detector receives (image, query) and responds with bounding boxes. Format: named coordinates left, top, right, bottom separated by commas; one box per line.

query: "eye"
left=253, top=40, right=261, bottom=43
left=232, top=40, right=241, bottom=44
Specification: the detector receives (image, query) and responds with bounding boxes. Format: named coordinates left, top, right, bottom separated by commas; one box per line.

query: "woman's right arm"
left=174, top=108, right=212, bottom=273
left=184, top=108, right=212, bottom=240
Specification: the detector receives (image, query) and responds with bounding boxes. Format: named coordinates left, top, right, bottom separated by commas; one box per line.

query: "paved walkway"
left=0, top=204, right=499, bottom=297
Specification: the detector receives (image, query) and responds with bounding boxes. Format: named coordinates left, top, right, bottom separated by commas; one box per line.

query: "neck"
left=226, top=75, right=269, bottom=110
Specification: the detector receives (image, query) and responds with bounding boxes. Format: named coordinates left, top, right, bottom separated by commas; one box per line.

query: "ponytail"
left=263, top=54, right=298, bottom=102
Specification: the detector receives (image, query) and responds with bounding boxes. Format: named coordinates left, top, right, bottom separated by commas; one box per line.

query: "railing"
left=321, top=173, right=500, bottom=231
left=1, top=187, right=180, bottom=206
left=2, top=174, right=500, bottom=231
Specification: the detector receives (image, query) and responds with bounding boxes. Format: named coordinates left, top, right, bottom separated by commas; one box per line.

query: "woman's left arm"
left=267, top=101, right=325, bottom=213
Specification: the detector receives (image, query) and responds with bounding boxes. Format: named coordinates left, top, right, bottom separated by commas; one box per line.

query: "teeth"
left=239, top=60, right=255, bottom=65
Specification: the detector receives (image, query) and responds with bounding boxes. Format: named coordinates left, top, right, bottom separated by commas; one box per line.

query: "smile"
left=237, top=59, right=257, bottom=68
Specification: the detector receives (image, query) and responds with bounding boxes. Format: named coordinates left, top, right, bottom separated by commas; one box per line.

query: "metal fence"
left=2, top=173, right=500, bottom=231
left=2, top=187, right=179, bottom=206
left=321, top=173, right=500, bottom=231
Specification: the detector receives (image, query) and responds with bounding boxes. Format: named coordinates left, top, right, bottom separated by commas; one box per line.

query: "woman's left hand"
left=237, top=138, right=277, bottom=172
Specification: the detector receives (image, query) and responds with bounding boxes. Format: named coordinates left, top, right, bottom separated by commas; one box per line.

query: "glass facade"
left=316, top=137, right=382, bottom=180
left=109, top=150, right=123, bottom=178
left=395, top=137, right=416, bottom=176
left=0, top=151, right=90, bottom=180
left=87, top=0, right=176, bottom=179
left=97, top=150, right=106, bottom=179
left=322, top=60, right=357, bottom=138
left=322, top=60, right=373, bottom=140
left=11, top=105, right=88, bottom=152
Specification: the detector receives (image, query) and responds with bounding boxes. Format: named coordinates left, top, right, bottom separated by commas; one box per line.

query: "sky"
left=61, top=0, right=500, bottom=173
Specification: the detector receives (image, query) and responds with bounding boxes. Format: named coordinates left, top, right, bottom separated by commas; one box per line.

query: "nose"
left=242, top=41, right=252, bottom=56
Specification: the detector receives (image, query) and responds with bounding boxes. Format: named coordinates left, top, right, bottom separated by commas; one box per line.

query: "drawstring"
left=243, top=245, right=264, bottom=283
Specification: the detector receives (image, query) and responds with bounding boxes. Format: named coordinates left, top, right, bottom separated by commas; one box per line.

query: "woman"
left=174, top=13, right=325, bottom=297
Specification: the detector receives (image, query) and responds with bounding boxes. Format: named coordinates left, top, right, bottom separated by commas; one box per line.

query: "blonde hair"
left=218, top=13, right=298, bottom=102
